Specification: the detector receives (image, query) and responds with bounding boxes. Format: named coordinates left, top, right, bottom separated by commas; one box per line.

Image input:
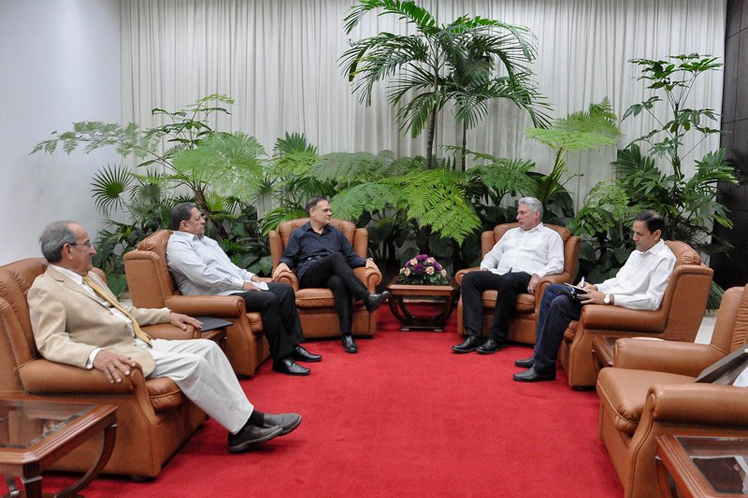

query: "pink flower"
left=426, top=266, right=435, bottom=275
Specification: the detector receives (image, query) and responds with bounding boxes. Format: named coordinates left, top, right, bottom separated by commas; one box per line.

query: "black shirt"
left=279, top=222, right=367, bottom=280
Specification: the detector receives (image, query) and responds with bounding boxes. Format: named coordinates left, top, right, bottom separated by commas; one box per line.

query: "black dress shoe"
left=514, top=356, right=535, bottom=368
left=477, top=338, right=505, bottom=354
left=342, top=334, right=359, bottom=353
left=451, top=336, right=485, bottom=354
left=272, top=357, right=311, bottom=376
left=228, top=424, right=283, bottom=453
left=364, top=291, right=390, bottom=312
left=263, top=412, right=302, bottom=436
left=513, top=367, right=556, bottom=382
left=292, top=345, right=322, bottom=363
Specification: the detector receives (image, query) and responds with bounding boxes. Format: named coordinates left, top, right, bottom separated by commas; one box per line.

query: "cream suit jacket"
left=27, top=266, right=170, bottom=376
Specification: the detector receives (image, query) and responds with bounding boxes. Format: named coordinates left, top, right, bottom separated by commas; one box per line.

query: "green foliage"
left=341, top=0, right=549, bottom=168
left=33, top=95, right=270, bottom=290
left=525, top=98, right=621, bottom=209
left=616, top=54, right=737, bottom=255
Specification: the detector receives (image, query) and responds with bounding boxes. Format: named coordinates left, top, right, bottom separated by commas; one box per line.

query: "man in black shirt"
left=275, top=197, right=389, bottom=353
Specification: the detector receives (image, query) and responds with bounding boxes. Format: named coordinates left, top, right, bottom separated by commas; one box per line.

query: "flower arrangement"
left=398, top=254, right=449, bottom=285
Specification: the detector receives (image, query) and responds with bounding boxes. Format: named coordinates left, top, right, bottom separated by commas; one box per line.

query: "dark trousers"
left=298, top=253, right=369, bottom=335
left=237, top=282, right=304, bottom=360
left=532, top=283, right=583, bottom=373
left=461, top=270, right=532, bottom=342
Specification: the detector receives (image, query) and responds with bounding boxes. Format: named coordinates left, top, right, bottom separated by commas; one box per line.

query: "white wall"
left=0, top=0, right=121, bottom=264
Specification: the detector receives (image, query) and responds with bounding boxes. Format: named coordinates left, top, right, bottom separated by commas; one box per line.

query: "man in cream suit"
left=27, top=220, right=302, bottom=454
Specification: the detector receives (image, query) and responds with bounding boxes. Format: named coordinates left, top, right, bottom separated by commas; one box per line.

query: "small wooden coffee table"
left=657, top=435, right=748, bottom=498
left=386, top=277, right=459, bottom=332
left=0, top=398, right=117, bottom=498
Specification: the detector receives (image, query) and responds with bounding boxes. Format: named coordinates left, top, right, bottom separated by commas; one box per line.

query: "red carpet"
left=34, top=306, right=623, bottom=498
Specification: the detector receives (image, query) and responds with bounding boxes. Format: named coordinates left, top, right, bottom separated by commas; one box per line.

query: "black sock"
left=248, top=410, right=265, bottom=427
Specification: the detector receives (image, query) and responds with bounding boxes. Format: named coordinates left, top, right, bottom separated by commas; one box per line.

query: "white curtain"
left=121, top=0, right=726, bottom=209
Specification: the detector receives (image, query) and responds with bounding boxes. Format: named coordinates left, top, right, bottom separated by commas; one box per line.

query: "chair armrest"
left=272, top=268, right=299, bottom=291
left=647, top=383, right=748, bottom=425
left=353, top=266, right=382, bottom=291
left=163, top=295, right=245, bottom=317
left=18, top=359, right=143, bottom=394
left=614, top=339, right=722, bottom=376
left=455, top=267, right=480, bottom=285
left=143, top=323, right=200, bottom=340
left=579, top=305, right=667, bottom=332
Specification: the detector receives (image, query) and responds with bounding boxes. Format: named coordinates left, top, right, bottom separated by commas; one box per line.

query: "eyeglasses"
left=70, top=241, right=94, bottom=249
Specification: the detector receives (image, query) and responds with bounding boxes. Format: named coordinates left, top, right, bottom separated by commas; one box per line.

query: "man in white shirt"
left=453, top=197, right=565, bottom=354
left=514, top=210, right=676, bottom=382
left=167, top=203, right=320, bottom=377
left=28, top=221, right=301, bottom=454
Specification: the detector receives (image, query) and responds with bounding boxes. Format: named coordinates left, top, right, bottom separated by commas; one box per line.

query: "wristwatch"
left=603, top=294, right=611, bottom=305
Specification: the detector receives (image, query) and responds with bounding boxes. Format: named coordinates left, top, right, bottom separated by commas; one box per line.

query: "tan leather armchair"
left=596, top=286, right=748, bottom=498
left=268, top=218, right=382, bottom=338
left=560, top=240, right=713, bottom=389
left=454, top=223, right=581, bottom=344
left=123, top=230, right=270, bottom=377
left=0, top=258, right=206, bottom=479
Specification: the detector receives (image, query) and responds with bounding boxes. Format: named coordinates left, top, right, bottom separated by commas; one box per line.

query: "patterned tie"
left=82, top=275, right=153, bottom=347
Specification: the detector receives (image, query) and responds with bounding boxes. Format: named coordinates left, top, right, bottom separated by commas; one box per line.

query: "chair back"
left=654, top=240, right=712, bottom=340
left=0, top=258, right=48, bottom=394
left=480, top=223, right=580, bottom=282
left=709, top=286, right=748, bottom=354
left=124, top=229, right=179, bottom=308
left=270, top=218, right=368, bottom=269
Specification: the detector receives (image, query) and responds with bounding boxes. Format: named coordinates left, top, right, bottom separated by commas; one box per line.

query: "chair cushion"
left=480, top=290, right=536, bottom=314
left=597, top=368, right=694, bottom=435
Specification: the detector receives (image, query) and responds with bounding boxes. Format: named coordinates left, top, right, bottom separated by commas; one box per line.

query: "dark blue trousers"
left=532, top=284, right=583, bottom=374
left=298, top=253, right=368, bottom=335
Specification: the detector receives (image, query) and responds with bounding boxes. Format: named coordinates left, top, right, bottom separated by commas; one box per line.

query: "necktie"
left=82, top=275, right=153, bottom=347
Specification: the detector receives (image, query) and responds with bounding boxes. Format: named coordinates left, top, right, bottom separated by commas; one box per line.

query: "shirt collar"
left=638, top=239, right=666, bottom=255
left=51, top=264, right=84, bottom=285
left=303, top=222, right=330, bottom=235
left=171, top=230, right=202, bottom=242
left=520, top=222, right=544, bottom=234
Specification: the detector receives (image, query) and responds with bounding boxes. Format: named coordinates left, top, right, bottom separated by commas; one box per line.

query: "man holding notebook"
left=514, top=210, right=676, bottom=382
left=167, top=202, right=320, bottom=376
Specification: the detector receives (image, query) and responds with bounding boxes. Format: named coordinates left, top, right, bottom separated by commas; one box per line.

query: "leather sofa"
left=596, top=286, right=748, bottom=498
left=560, top=240, right=713, bottom=388
left=123, top=230, right=270, bottom=377
left=454, top=223, right=581, bottom=344
left=0, top=258, right=206, bottom=478
left=268, top=218, right=382, bottom=338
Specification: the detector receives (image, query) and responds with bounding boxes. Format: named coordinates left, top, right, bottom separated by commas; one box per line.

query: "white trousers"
left=149, top=338, right=253, bottom=434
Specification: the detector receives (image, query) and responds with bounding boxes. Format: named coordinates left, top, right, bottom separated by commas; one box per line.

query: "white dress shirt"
left=596, top=239, right=676, bottom=310
left=480, top=223, right=564, bottom=278
left=167, top=231, right=261, bottom=296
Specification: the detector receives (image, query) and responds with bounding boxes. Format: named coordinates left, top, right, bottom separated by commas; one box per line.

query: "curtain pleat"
left=121, top=0, right=726, bottom=208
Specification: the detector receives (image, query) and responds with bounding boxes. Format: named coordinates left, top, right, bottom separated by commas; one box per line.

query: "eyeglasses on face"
left=70, top=241, right=94, bottom=249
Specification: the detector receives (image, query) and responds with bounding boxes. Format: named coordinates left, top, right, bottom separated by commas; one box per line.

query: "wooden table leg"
left=5, top=476, right=21, bottom=498
left=54, top=421, right=117, bottom=498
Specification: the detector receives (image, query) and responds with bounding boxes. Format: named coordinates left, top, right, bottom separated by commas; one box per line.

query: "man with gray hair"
left=453, top=197, right=565, bottom=354
left=28, top=221, right=302, bottom=453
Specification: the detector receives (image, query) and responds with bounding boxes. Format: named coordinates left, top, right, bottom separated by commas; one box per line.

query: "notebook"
left=695, top=346, right=748, bottom=385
